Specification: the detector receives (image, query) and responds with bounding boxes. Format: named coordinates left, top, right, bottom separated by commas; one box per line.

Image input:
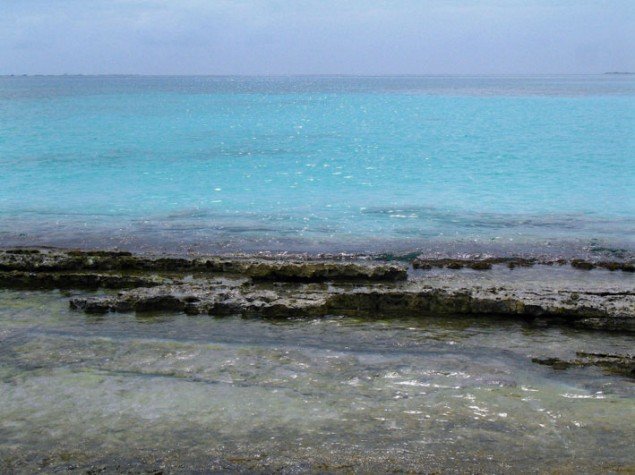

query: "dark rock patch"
left=533, top=352, right=635, bottom=378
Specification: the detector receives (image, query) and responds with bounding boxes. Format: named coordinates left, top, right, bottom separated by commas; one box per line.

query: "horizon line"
left=1, top=72, right=632, bottom=78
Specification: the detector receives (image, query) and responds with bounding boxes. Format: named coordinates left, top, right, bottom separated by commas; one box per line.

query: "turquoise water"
left=1, top=75, right=634, bottom=254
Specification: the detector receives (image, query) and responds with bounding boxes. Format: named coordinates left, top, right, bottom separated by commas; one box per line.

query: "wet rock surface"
left=412, top=256, right=635, bottom=272
left=533, top=352, right=635, bottom=378
left=0, top=248, right=633, bottom=331
left=0, top=248, right=407, bottom=282
left=0, top=270, right=166, bottom=290
left=66, top=279, right=635, bottom=331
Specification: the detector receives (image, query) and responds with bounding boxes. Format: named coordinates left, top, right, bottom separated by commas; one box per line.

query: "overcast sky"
left=1, top=0, right=633, bottom=75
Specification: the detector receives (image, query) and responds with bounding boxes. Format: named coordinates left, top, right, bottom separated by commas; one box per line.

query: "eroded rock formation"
left=0, top=249, right=633, bottom=332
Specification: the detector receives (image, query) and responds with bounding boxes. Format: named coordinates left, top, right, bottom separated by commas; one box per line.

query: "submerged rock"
left=412, top=256, right=635, bottom=272
left=412, top=257, right=539, bottom=270
left=533, top=352, right=635, bottom=378
left=0, top=271, right=165, bottom=290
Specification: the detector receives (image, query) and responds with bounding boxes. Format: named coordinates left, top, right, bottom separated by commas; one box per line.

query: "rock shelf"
left=0, top=248, right=406, bottom=282
left=0, top=249, right=633, bottom=331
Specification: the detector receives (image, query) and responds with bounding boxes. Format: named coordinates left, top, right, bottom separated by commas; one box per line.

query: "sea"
left=1, top=75, right=634, bottom=471
left=0, top=74, right=633, bottom=256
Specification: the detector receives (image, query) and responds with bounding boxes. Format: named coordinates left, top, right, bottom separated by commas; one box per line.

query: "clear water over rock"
left=1, top=290, right=633, bottom=472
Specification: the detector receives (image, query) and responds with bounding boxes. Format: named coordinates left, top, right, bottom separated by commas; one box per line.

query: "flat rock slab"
left=1, top=249, right=634, bottom=331
left=0, top=249, right=407, bottom=282
left=69, top=279, right=635, bottom=331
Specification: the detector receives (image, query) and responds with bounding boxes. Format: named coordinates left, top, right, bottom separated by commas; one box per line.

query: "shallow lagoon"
left=1, top=290, right=633, bottom=472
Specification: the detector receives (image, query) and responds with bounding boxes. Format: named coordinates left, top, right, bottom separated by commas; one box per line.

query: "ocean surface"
left=1, top=75, right=633, bottom=255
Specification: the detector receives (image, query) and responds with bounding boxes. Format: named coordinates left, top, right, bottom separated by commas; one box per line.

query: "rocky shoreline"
left=0, top=248, right=634, bottom=474
left=0, top=248, right=633, bottom=333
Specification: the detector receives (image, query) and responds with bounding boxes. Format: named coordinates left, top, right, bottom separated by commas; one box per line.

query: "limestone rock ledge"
left=0, top=249, right=406, bottom=282
left=1, top=249, right=634, bottom=331
left=67, top=279, right=635, bottom=331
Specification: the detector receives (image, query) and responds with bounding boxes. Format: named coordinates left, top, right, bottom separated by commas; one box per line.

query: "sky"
left=1, top=0, right=634, bottom=75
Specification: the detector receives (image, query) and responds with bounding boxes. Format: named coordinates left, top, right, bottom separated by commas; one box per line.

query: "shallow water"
left=1, top=290, right=633, bottom=472
left=1, top=75, right=634, bottom=255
